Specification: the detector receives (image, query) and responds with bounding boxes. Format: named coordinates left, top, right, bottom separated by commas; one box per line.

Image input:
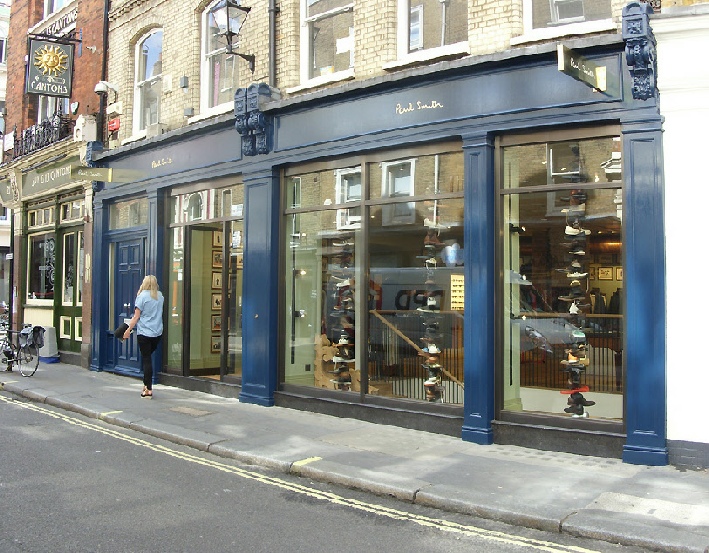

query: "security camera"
left=94, top=81, right=118, bottom=95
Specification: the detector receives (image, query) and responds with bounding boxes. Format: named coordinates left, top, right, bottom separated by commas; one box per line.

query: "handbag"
left=113, top=322, right=130, bottom=341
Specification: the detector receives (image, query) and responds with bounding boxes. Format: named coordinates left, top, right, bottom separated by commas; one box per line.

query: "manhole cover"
left=169, top=406, right=212, bottom=417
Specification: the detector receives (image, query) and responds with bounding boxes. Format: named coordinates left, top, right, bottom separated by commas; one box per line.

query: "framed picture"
left=616, top=267, right=623, bottom=281
left=212, top=272, right=222, bottom=289
left=212, top=250, right=223, bottom=268
left=211, top=293, right=222, bottom=310
left=598, top=267, right=613, bottom=280
left=210, top=336, right=221, bottom=354
left=589, top=266, right=597, bottom=280
left=212, top=230, right=223, bottom=248
left=211, top=315, right=221, bottom=332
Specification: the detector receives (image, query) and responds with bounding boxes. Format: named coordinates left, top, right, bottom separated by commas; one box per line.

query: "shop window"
left=499, top=132, right=623, bottom=423
left=134, top=29, right=163, bottom=133
left=283, top=147, right=464, bottom=406
left=394, top=0, right=468, bottom=61
left=170, top=184, right=244, bottom=224
left=109, top=198, right=148, bottom=230
left=300, top=0, right=354, bottom=83
left=202, top=0, right=241, bottom=111
left=27, top=233, right=55, bottom=300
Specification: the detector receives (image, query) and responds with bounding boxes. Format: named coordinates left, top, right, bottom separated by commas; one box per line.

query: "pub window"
left=60, top=199, right=84, bottom=222
left=27, top=232, right=55, bottom=300
left=28, top=206, right=55, bottom=229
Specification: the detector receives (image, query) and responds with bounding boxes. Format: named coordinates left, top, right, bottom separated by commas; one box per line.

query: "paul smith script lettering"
left=395, top=100, right=444, bottom=115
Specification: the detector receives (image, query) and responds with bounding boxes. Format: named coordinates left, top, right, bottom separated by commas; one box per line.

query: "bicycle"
left=1, top=324, right=45, bottom=377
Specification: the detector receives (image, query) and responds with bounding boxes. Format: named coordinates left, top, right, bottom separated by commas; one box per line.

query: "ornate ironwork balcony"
left=11, top=107, right=74, bottom=160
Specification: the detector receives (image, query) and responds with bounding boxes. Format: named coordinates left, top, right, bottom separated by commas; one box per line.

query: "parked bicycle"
left=1, top=324, right=45, bottom=377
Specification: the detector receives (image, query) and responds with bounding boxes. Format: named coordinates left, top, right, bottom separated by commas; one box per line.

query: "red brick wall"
left=5, top=0, right=106, bottom=137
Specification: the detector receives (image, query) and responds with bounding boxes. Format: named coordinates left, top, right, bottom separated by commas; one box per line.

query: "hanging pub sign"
left=26, top=38, right=75, bottom=98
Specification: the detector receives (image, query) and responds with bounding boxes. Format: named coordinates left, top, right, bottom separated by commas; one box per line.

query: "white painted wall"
left=654, top=8, right=709, bottom=445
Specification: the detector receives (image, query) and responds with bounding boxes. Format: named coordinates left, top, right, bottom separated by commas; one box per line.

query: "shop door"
left=115, top=238, right=144, bottom=372
left=186, top=225, right=222, bottom=377
left=56, top=228, right=83, bottom=353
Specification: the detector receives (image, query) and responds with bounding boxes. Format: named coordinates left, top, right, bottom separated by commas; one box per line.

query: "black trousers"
left=137, top=334, right=161, bottom=389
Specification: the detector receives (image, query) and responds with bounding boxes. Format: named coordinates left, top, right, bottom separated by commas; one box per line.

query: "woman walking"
left=124, top=275, right=164, bottom=398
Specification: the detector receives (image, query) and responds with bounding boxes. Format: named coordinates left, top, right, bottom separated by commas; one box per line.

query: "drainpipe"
left=268, top=0, right=278, bottom=88
left=97, top=0, right=110, bottom=145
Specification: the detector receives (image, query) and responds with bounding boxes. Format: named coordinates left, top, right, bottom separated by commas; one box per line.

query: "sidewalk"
left=2, top=362, right=708, bottom=553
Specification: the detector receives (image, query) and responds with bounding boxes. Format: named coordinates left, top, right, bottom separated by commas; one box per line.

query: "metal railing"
left=10, top=107, right=74, bottom=160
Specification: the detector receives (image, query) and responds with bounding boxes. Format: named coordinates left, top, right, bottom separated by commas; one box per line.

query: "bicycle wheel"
left=18, top=344, right=40, bottom=377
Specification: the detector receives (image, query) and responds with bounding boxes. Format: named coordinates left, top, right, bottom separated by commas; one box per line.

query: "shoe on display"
left=565, top=225, right=591, bottom=236
left=424, top=344, right=441, bottom=355
left=424, top=231, right=443, bottom=246
left=332, top=356, right=355, bottom=363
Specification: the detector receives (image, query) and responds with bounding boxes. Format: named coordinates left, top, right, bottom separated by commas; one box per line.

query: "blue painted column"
left=461, top=134, right=495, bottom=444
left=90, top=194, right=107, bottom=372
left=622, top=121, right=668, bottom=465
left=147, top=187, right=164, bottom=385
left=239, top=168, right=280, bottom=406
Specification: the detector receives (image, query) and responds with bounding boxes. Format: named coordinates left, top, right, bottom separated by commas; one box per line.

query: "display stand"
left=557, top=190, right=596, bottom=417
left=418, top=226, right=446, bottom=402
left=326, top=238, right=356, bottom=391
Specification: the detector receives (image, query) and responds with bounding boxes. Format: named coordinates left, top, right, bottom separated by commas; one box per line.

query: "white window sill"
left=25, top=298, right=54, bottom=307
left=510, top=19, right=616, bottom=46
left=121, top=130, right=147, bottom=146
left=286, top=69, right=355, bottom=94
left=383, top=42, right=470, bottom=71
left=188, top=102, right=235, bottom=124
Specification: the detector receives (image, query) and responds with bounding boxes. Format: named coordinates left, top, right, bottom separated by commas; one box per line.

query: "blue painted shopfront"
left=91, top=32, right=666, bottom=465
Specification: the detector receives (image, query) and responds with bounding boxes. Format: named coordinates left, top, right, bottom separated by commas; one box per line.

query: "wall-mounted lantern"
left=209, top=0, right=255, bottom=72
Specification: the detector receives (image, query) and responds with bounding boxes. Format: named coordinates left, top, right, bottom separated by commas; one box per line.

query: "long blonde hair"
left=138, top=275, right=160, bottom=300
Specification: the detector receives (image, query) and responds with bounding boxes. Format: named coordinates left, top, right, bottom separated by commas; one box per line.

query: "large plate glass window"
left=283, top=145, right=464, bottom=406
left=498, top=129, right=623, bottom=423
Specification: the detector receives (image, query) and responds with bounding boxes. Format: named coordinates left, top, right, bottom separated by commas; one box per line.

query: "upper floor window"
left=202, top=0, right=242, bottom=111
left=134, top=29, right=163, bottom=133
left=300, top=0, right=354, bottom=83
left=37, top=96, right=69, bottom=124
left=406, top=1, right=467, bottom=53
left=0, top=37, right=6, bottom=64
left=44, top=0, right=71, bottom=18
left=533, top=0, right=610, bottom=28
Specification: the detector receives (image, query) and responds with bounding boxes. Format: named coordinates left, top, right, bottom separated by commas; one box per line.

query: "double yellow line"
left=0, top=395, right=598, bottom=553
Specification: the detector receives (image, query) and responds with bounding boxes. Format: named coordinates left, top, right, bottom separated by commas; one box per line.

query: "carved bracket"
left=234, top=83, right=274, bottom=157
left=622, top=1, right=657, bottom=101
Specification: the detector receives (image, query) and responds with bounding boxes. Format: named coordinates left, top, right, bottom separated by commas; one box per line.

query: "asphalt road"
left=0, top=393, right=644, bottom=553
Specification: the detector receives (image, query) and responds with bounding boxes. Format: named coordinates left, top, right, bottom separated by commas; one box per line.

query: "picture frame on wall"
left=212, top=250, right=223, bottom=268
left=212, top=272, right=222, bottom=289
left=589, top=266, right=597, bottom=280
left=211, top=293, right=222, bottom=310
left=213, top=230, right=223, bottom=248
left=598, top=267, right=613, bottom=280
left=211, top=315, right=221, bottom=332
left=616, top=267, right=623, bottom=281
left=210, top=336, right=221, bottom=354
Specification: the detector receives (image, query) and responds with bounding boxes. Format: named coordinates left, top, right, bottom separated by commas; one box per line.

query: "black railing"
left=11, top=108, right=74, bottom=160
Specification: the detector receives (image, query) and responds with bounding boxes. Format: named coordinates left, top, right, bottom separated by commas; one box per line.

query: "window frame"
left=133, top=28, right=164, bottom=135
left=201, top=0, right=241, bottom=114
left=381, top=159, right=416, bottom=226
left=26, top=231, right=56, bottom=303
left=298, top=0, right=355, bottom=87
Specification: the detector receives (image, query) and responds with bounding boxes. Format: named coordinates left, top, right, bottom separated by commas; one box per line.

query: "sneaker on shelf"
left=424, top=376, right=439, bottom=385
left=565, top=225, right=591, bottom=236
left=424, top=344, right=441, bottom=354
left=424, top=217, right=447, bottom=230
left=564, top=404, right=584, bottom=415
left=424, top=231, right=443, bottom=246
left=336, top=279, right=351, bottom=288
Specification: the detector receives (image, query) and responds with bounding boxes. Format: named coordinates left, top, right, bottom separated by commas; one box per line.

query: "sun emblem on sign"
left=34, top=44, right=69, bottom=77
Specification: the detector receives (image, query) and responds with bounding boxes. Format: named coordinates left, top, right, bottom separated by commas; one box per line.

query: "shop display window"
left=499, top=132, right=623, bottom=422
left=283, top=147, right=464, bottom=405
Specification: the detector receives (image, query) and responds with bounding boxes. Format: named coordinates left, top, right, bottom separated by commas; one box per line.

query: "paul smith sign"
left=557, top=45, right=607, bottom=92
left=395, top=100, right=444, bottom=115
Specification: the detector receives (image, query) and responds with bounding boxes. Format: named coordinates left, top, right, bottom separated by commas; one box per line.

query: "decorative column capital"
left=622, top=1, right=657, bottom=100
left=234, top=83, right=276, bottom=157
